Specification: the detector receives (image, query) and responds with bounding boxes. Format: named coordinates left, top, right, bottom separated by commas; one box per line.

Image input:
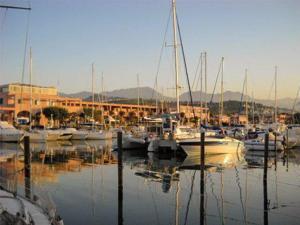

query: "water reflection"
left=0, top=142, right=299, bottom=225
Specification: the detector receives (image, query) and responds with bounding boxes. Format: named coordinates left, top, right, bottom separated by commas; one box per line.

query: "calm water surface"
left=0, top=141, right=300, bottom=225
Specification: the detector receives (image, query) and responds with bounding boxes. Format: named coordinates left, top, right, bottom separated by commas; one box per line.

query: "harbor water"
left=0, top=140, right=300, bottom=225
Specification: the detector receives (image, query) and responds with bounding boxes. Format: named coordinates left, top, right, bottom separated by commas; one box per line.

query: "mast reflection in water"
left=0, top=141, right=300, bottom=225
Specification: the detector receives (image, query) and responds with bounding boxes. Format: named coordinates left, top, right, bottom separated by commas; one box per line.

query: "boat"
left=0, top=121, right=24, bottom=142
left=0, top=188, right=64, bottom=225
left=24, top=130, right=47, bottom=143
left=179, top=136, right=243, bottom=156
left=86, top=130, right=113, bottom=140
left=244, top=137, right=283, bottom=151
left=64, top=128, right=88, bottom=140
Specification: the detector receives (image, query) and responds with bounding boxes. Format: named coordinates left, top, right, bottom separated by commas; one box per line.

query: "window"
left=0, top=98, right=3, bottom=105
left=18, top=99, right=22, bottom=104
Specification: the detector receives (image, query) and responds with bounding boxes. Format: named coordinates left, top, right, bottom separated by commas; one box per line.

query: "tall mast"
left=252, top=90, right=255, bottom=124
left=274, top=66, right=278, bottom=124
left=245, top=69, right=248, bottom=126
left=101, top=73, right=104, bottom=124
left=291, top=87, right=300, bottom=124
left=137, top=74, right=140, bottom=123
left=204, top=52, right=208, bottom=125
left=155, top=77, right=158, bottom=116
left=199, top=52, right=203, bottom=124
left=101, top=73, right=104, bottom=103
left=219, top=57, right=224, bottom=126
left=29, top=47, right=33, bottom=129
left=92, top=63, right=95, bottom=128
left=172, top=0, right=180, bottom=114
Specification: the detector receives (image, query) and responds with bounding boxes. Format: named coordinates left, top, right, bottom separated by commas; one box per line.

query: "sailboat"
left=179, top=58, right=243, bottom=155
left=24, top=48, right=50, bottom=142
left=86, top=64, right=112, bottom=140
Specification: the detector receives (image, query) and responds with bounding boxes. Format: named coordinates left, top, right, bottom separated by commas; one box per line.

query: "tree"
left=128, top=111, right=137, bottom=123
left=43, top=106, right=68, bottom=124
left=118, top=111, right=126, bottom=124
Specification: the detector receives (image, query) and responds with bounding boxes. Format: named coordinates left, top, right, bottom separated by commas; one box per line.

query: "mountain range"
left=60, top=87, right=300, bottom=111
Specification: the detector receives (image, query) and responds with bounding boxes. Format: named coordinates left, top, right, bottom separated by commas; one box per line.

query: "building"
left=0, top=83, right=157, bottom=123
left=0, top=83, right=208, bottom=124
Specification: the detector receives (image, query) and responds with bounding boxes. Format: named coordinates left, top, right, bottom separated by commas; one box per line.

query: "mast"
left=137, top=74, right=140, bottom=124
left=274, top=66, right=278, bottom=124
left=199, top=53, right=203, bottom=125
left=29, top=47, right=33, bottom=129
left=172, top=0, right=180, bottom=114
left=219, top=57, right=224, bottom=126
left=245, top=69, right=248, bottom=126
left=92, top=63, right=95, bottom=129
left=101, top=73, right=105, bottom=124
left=204, top=52, right=208, bottom=125
left=252, top=91, right=255, bottom=124
left=155, top=77, right=158, bottom=116
left=291, top=87, right=300, bottom=124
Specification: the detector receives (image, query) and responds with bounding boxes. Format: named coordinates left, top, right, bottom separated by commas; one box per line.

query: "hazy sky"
left=0, top=0, right=299, bottom=99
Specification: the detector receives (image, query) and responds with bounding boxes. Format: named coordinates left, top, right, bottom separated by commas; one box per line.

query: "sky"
left=0, top=0, right=300, bottom=99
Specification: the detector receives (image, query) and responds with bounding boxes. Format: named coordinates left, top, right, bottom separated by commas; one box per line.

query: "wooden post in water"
left=274, top=133, right=277, bottom=171
left=117, top=131, right=123, bottom=225
left=263, top=133, right=269, bottom=225
left=24, top=136, right=31, bottom=199
left=200, top=131, right=205, bottom=225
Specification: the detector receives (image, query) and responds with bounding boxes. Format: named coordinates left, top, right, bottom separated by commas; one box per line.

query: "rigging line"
left=267, top=77, right=275, bottom=102
left=0, top=8, right=8, bottom=38
left=176, top=13, right=196, bottom=120
left=195, top=53, right=203, bottom=94
left=209, top=58, right=222, bottom=105
left=183, top=170, right=196, bottom=225
left=238, top=74, right=247, bottom=116
left=234, top=166, right=247, bottom=225
left=146, top=182, right=161, bottom=225
left=150, top=5, right=172, bottom=101
left=208, top=172, right=223, bottom=224
left=191, top=52, right=202, bottom=91
left=20, top=10, right=31, bottom=113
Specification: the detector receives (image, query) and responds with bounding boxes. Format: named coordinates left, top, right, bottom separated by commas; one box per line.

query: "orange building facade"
left=0, top=83, right=157, bottom=123
left=0, top=83, right=208, bottom=124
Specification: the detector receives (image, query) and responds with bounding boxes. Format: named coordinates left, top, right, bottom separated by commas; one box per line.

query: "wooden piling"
left=200, top=131, right=205, bottom=225
left=274, top=133, right=277, bottom=171
left=263, top=133, right=269, bottom=225
left=24, top=136, right=31, bottom=199
left=117, top=131, right=123, bottom=225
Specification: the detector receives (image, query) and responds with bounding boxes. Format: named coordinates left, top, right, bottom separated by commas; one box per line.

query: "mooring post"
left=117, top=131, right=123, bottom=225
left=263, top=132, right=269, bottom=225
left=24, top=136, right=31, bottom=199
left=200, top=130, right=205, bottom=225
left=274, top=133, right=277, bottom=171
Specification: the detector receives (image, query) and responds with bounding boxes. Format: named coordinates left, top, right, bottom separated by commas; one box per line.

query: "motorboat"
left=0, top=121, right=24, bottom=142
left=179, top=136, right=243, bottom=156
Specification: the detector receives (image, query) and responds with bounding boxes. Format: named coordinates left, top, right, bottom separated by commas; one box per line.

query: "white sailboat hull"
left=86, top=130, right=113, bottom=140
left=244, top=139, right=283, bottom=151
left=180, top=138, right=243, bottom=156
left=71, top=132, right=88, bottom=140
left=0, top=131, right=24, bottom=142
